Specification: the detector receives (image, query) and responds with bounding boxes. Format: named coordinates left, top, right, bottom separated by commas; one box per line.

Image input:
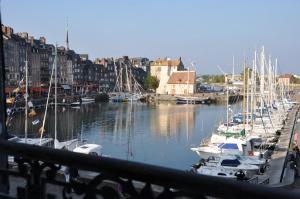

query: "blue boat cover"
left=221, top=159, right=241, bottom=167
left=219, top=143, right=239, bottom=149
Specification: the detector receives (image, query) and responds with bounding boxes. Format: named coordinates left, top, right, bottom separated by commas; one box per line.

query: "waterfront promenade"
left=268, top=104, right=299, bottom=186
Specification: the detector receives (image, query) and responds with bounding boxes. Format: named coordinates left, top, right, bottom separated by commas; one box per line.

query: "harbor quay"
left=254, top=104, right=300, bottom=186
left=143, top=92, right=243, bottom=104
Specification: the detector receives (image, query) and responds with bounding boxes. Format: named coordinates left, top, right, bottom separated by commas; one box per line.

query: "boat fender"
left=235, top=170, right=246, bottom=180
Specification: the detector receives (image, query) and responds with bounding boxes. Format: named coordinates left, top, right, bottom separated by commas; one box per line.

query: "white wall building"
left=150, top=58, right=184, bottom=94
left=166, top=71, right=196, bottom=95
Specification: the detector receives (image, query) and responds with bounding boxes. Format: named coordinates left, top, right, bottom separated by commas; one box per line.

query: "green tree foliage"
left=240, top=67, right=253, bottom=85
left=201, top=75, right=225, bottom=83
left=294, top=77, right=300, bottom=84
left=144, top=75, right=159, bottom=91
left=240, top=67, right=252, bottom=80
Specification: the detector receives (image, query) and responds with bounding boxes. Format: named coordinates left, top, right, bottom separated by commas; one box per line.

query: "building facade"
left=150, top=57, right=184, bottom=94
left=2, top=24, right=151, bottom=94
left=278, top=74, right=295, bottom=90
left=2, top=26, right=21, bottom=86
left=166, top=71, right=196, bottom=95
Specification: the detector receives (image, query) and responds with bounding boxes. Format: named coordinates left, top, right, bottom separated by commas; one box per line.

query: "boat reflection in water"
left=8, top=102, right=233, bottom=170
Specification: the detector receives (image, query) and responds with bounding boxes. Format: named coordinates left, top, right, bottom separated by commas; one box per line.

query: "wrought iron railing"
left=0, top=140, right=299, bottom=199
left=280, top=108, right=300, bottom=182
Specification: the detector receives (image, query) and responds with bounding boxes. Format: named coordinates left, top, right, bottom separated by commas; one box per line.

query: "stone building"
left=166, top=71, right=196, bottom=95
left=29, top=45, right=41, bottom=87
left=150, top=57, right=184, bottom=94
left=66, top=50, right=81, bottom=86
left=57, top=47, right=67, bottom=84
left=2, top=26, right=21, bottom=86
left=278, top=74, right=295, bottom=90
left=72, top=53, right=84, bottom=86
left=130, top=57, right=151, bottom=74
left=98, top=58, right=116, bottom=92
left=39, top=40, right=52, bottom=86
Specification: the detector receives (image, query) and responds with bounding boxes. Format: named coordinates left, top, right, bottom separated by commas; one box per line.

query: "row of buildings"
left=2, top=25, right=149, bottom=95
left=3, top=24, right=197, bottom=96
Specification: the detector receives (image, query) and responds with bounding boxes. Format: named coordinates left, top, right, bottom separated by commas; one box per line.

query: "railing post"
left=0, top=12, right=9, bottom=193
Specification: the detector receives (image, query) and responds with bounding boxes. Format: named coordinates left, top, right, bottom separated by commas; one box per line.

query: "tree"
left=144, top=75, right=159, bottom=91
left=294, top=77, right=300, bottom=84
left=200, top=75, right=224, bottom=83
left=240, top=67, right=252, bottom=81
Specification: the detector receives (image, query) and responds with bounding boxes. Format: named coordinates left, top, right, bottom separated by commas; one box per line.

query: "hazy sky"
left=2, top=0, right=300, bottom=74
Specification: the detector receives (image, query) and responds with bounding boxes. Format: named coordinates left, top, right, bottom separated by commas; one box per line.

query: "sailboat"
left=110, top=60, right=144, bottom=102
left=7, top=56, right=53, bottom=146
left=38, top=45, right=77, bottom=150
left=191, top=46, right=289, bottom=167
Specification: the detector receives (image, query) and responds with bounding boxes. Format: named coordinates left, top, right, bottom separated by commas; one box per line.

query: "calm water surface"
left=9, top=102, right=241, bottom=170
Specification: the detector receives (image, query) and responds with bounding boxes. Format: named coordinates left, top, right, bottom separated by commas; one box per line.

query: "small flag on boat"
left=32, top=119, right=40, bottom=125
left=38, top=127, right=45, bottom=134
left=28, top=101, right=33, bottom=108
left=6, top=108, right=12, bottom=116
left=18, top=78, right=24, bottom=88
left=6, top=97, right=15, bottom=104
left=28, top=109, right=36, bottom=117
left=13, top=87, right=20, bottom=93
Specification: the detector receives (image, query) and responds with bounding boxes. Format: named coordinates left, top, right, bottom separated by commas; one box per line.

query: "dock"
left=267, top=105, right=299, bottom=186
left=146, top=93, right=242, bottom=104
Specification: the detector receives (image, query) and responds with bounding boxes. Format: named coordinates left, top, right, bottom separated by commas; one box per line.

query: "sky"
left=2, top=0, right=300, bottom=75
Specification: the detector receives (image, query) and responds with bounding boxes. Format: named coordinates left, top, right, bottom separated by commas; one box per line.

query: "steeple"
left=66, top=18, right=69, bottom=50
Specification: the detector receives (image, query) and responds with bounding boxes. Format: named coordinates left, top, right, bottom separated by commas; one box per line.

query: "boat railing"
left=259, top=178, right=270, bottom=185
left=247, top=176, right=259, bottom=184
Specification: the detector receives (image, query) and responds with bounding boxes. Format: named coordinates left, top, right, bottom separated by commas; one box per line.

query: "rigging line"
left=39, top=48, right=56, bottom=145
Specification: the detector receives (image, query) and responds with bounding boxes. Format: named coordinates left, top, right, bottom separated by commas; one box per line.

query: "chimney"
left=2, top=26, right=13, bottom=36
left=29, top=36, right=34, bottom=45
left=39, top=36, right=46, bottom=44
left=16, top=32, right=29, bottom=39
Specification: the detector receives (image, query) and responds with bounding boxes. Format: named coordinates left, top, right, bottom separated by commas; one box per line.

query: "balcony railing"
left=0, top=140, right=299, bottom=199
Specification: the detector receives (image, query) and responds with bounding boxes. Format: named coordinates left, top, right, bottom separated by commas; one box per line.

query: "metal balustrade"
left=0, top=140, right=299, bottom=199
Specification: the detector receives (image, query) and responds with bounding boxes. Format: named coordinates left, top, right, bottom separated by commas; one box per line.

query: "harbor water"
left=8, top=102, right=241, bottom=170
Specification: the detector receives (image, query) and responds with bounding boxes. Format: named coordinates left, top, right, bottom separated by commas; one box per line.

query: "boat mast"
left=253, top=50, right=257, bottom=116
left=246, top=67, right=250, bottom=127
left=268, top=55, right=272, bottom=107
left=226, top=73, right=229, bottom=130
left=250, top=59, right=255, bottom=131
left=232, top=55, right=235, bottom=83
left=125, top=63, right=131, bottom=92
left=187, top=67, right=189, bottom=96
left=260, top=46, right=265, bottom=116
left=25, top=57, right=28, bottom=143
left=274, top=58, right=278, bottom=102
left=40, top=47, right=55, bottom=145
left=54, top=45, right=57, bottom=149
left=243, top=56, right=246, bottom=130
left=120, top=65, right=123, bottom=92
